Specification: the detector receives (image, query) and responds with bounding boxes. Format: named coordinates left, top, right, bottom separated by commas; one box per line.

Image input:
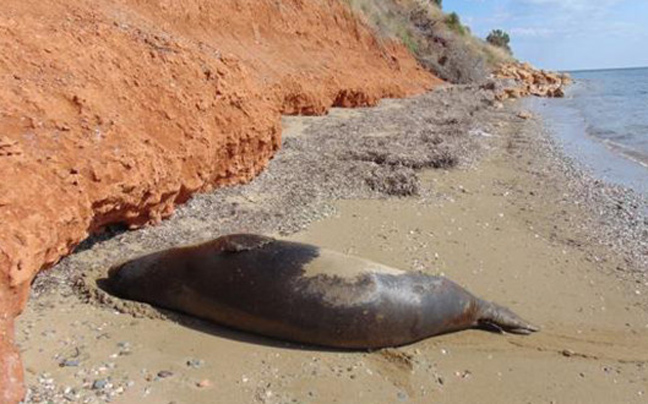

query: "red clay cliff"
left=0, top=0, right=440, bottom=401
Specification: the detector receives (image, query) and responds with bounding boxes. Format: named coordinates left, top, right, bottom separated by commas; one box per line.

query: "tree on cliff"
left=486, top=29, right=512, bottom=53
left=444, top=12, right=466, bottom=35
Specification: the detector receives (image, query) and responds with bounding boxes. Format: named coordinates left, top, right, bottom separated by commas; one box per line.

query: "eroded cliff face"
left=0, top=0, right=440, bottom=401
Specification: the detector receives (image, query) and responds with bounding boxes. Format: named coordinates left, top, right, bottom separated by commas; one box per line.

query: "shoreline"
left=522, top=98, right=648, bottom=276
left=18, top=86, right=648, bottom=403
left=525, top=89, right=648, bottom=197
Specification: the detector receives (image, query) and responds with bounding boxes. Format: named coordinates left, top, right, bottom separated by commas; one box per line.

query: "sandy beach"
left=16, top=86, right=648, bottom=404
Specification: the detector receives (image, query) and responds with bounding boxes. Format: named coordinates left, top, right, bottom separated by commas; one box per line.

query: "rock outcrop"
left=492, top=62, right=571, bottom=100
left=0, top=0, right=440, bottom=401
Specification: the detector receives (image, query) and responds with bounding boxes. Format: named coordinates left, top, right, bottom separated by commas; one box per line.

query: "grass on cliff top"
left=345, top=0, right=514, bottom=83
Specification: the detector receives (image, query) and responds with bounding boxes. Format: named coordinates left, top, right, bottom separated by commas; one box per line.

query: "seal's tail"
left=477, top=300, right=539, bottom=335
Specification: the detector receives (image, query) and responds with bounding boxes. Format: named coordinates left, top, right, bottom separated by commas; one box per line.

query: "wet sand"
left=17, top=88, right=648, bottom=404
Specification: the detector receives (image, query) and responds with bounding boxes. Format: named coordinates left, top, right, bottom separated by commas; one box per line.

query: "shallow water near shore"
left=526, top=67, right=648, bottom=196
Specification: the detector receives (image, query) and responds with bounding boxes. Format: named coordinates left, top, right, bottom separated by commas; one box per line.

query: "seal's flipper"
left=477, top=301, right=539, bottom=335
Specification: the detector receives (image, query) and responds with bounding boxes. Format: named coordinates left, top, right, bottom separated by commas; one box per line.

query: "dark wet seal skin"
left=104, top=234, right=538, bottom=349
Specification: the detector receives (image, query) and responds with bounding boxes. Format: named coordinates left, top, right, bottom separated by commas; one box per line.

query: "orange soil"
left=0, top=0, right=440, bottom=401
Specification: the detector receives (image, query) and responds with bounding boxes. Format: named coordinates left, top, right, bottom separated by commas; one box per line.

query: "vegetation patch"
left=346, top=0, right=515, bottom=83
left=487, top=29, right=512, bottom=54
left=444, top=12, right=466, bottom=36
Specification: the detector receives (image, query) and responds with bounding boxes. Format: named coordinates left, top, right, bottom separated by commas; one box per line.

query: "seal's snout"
left=104, top=262, right=136, bottom=298
left=104, top=254, right=160, bottom=299
left=107, top=264, right=122, bottom=279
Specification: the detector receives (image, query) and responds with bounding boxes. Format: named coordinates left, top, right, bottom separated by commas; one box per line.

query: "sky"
left=443, top=0, right=648, bottom=71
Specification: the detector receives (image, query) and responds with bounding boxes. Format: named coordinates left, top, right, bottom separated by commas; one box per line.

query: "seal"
left=105, top=234, right=538, bottom=349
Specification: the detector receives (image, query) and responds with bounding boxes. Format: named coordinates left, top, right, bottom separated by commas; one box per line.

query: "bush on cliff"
left=444, top=12, right=466, bottom=36
left=346, top=0, right=514, bottom=83
left=486, top=29, right=512, bottom=54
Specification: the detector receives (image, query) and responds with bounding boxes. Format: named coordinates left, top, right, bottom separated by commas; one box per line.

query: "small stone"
left=197, top=379, right=211, bottom=388
left=561, top=349, right=575, bottom=357
left=59, top=359, right=80, bottom=367
left=517, top=111, right=532, bottom=120
left=92, top=379, right=107, bottom=390
left=186, top=359, right=204, bottom=368
left=157, top=370, right=173, bottom=379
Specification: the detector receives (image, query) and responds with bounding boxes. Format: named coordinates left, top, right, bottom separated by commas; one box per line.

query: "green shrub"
left=486, top=29, right=512, bottom=53
left=444, top=12, right=466, bottom=35
left=344, top=0, right=515, bottom=83
left=398, top=30, right=419, bottom=55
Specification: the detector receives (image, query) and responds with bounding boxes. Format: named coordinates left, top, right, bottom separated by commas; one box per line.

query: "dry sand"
left=17, top=88, right=648, bottom=404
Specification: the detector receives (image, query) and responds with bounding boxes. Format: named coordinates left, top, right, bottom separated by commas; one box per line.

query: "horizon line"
left=563, top=65, right=648, bottom=73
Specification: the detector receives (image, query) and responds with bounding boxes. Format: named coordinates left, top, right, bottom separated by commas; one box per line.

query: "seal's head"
left=105, top=261, right=138, bottom=299
left=104, top=250, right=168, bottom=300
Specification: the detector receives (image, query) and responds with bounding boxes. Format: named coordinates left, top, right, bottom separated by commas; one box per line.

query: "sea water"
left=527, top=67, right=648, bottom=195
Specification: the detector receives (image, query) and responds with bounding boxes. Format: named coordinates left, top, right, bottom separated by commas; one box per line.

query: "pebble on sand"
left=92, top=379, right=108, bottom=390
left=187, top=358, right=204, bottom=368
left=157, top=370, right=174, bottom=379
left=197, top=379, right=211, bottom=388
